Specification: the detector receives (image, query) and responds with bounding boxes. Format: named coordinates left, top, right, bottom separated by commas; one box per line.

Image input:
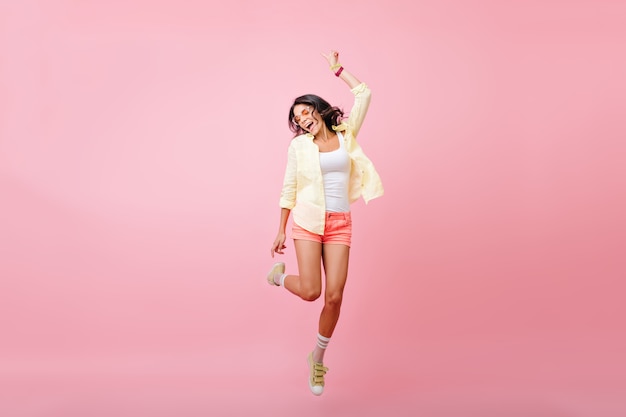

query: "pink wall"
left=1, top=1, right=625, bottom=415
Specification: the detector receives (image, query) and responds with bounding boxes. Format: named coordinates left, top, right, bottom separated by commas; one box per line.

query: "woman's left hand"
left=321, top=50, right=340, bottom=67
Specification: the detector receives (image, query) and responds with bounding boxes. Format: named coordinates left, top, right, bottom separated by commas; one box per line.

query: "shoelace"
left=312, top=362, right=328, bottom=385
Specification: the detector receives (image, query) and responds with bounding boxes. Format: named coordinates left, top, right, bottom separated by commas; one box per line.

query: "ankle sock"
left=278, top=273, right=287, bottom=287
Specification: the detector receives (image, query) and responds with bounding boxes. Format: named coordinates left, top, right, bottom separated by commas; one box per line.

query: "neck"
left=315, top=126, right=333, bottom=141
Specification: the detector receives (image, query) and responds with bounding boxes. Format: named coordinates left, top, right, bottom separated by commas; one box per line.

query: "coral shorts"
left=292, top=212, right=352, bottom=247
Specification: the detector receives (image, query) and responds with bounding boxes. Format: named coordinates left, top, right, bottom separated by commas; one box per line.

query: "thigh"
left=294, top=239, right=323, bottom=291
left=322, top=244, right=350, bottom=297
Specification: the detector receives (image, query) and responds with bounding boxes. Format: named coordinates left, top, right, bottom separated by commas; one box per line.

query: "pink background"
left=1, top=1, right=625, bottom=416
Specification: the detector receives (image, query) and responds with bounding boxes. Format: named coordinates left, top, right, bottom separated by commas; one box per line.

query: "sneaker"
left=266, top=262, right=285, bottom=286
left=307, top=352, right=328, bottom=396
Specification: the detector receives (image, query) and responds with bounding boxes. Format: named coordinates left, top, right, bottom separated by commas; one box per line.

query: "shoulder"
left=333, top=123, right=348, bottom=132
left=290, top=133, right=314, bottom=147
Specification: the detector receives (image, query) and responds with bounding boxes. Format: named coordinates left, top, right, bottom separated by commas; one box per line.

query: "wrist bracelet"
left=334, top=66, right=344, bottom=77
left=329, top=63, right=342, bottom=70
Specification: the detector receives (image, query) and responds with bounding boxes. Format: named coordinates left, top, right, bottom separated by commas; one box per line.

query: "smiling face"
left=292, top=104, right=324, bottom=135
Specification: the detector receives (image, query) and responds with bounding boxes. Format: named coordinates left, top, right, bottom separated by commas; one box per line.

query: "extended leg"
left=314, top=243, right=350, bottom=363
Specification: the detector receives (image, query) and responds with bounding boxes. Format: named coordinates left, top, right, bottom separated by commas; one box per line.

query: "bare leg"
left=282, top=239, right=323, bottom=302
left=313, top=243, right=350, bottom=363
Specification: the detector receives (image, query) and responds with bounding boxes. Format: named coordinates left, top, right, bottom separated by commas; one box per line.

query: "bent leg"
left=282, top=239, right=323, bottom=302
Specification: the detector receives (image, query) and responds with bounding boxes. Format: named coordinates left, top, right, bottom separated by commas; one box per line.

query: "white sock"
left=278, top=273, right=287, bottom=287
left=313, top=333, right=330, bottom=363
left=317, top=333, right=330, bottom=350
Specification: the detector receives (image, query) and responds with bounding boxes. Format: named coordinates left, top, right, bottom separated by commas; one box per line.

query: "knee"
left=301, top=289, right=321, bottom=302
left=325, top=292, right=343, bottom=309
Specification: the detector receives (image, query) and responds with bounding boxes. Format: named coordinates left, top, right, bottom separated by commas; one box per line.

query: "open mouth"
left=305, top=121, right=314, bottom=130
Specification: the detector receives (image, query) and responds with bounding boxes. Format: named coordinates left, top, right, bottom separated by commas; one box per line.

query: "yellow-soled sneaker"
left=307, top=352, right=328, bottom=396
left=266, top=262, right=284, bottom=286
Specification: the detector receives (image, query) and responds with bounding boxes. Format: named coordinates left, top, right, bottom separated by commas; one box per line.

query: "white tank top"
left=319, top=132, right=350, bottom=212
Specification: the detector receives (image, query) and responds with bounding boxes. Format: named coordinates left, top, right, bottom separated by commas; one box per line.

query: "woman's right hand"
left=271, top=233, right=287, bottom=257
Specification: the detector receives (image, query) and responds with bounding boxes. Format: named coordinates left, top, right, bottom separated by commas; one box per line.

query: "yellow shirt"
left=279, top=83, right=384, bottom=235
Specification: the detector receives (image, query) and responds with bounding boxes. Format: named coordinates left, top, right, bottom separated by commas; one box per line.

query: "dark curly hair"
left=288, top=94, right=344, bottom=137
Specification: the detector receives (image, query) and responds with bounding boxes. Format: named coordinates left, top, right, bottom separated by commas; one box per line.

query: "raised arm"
left=322, top=51, right=371, bottom=137
left=322, top=50, right=361, bottom=89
